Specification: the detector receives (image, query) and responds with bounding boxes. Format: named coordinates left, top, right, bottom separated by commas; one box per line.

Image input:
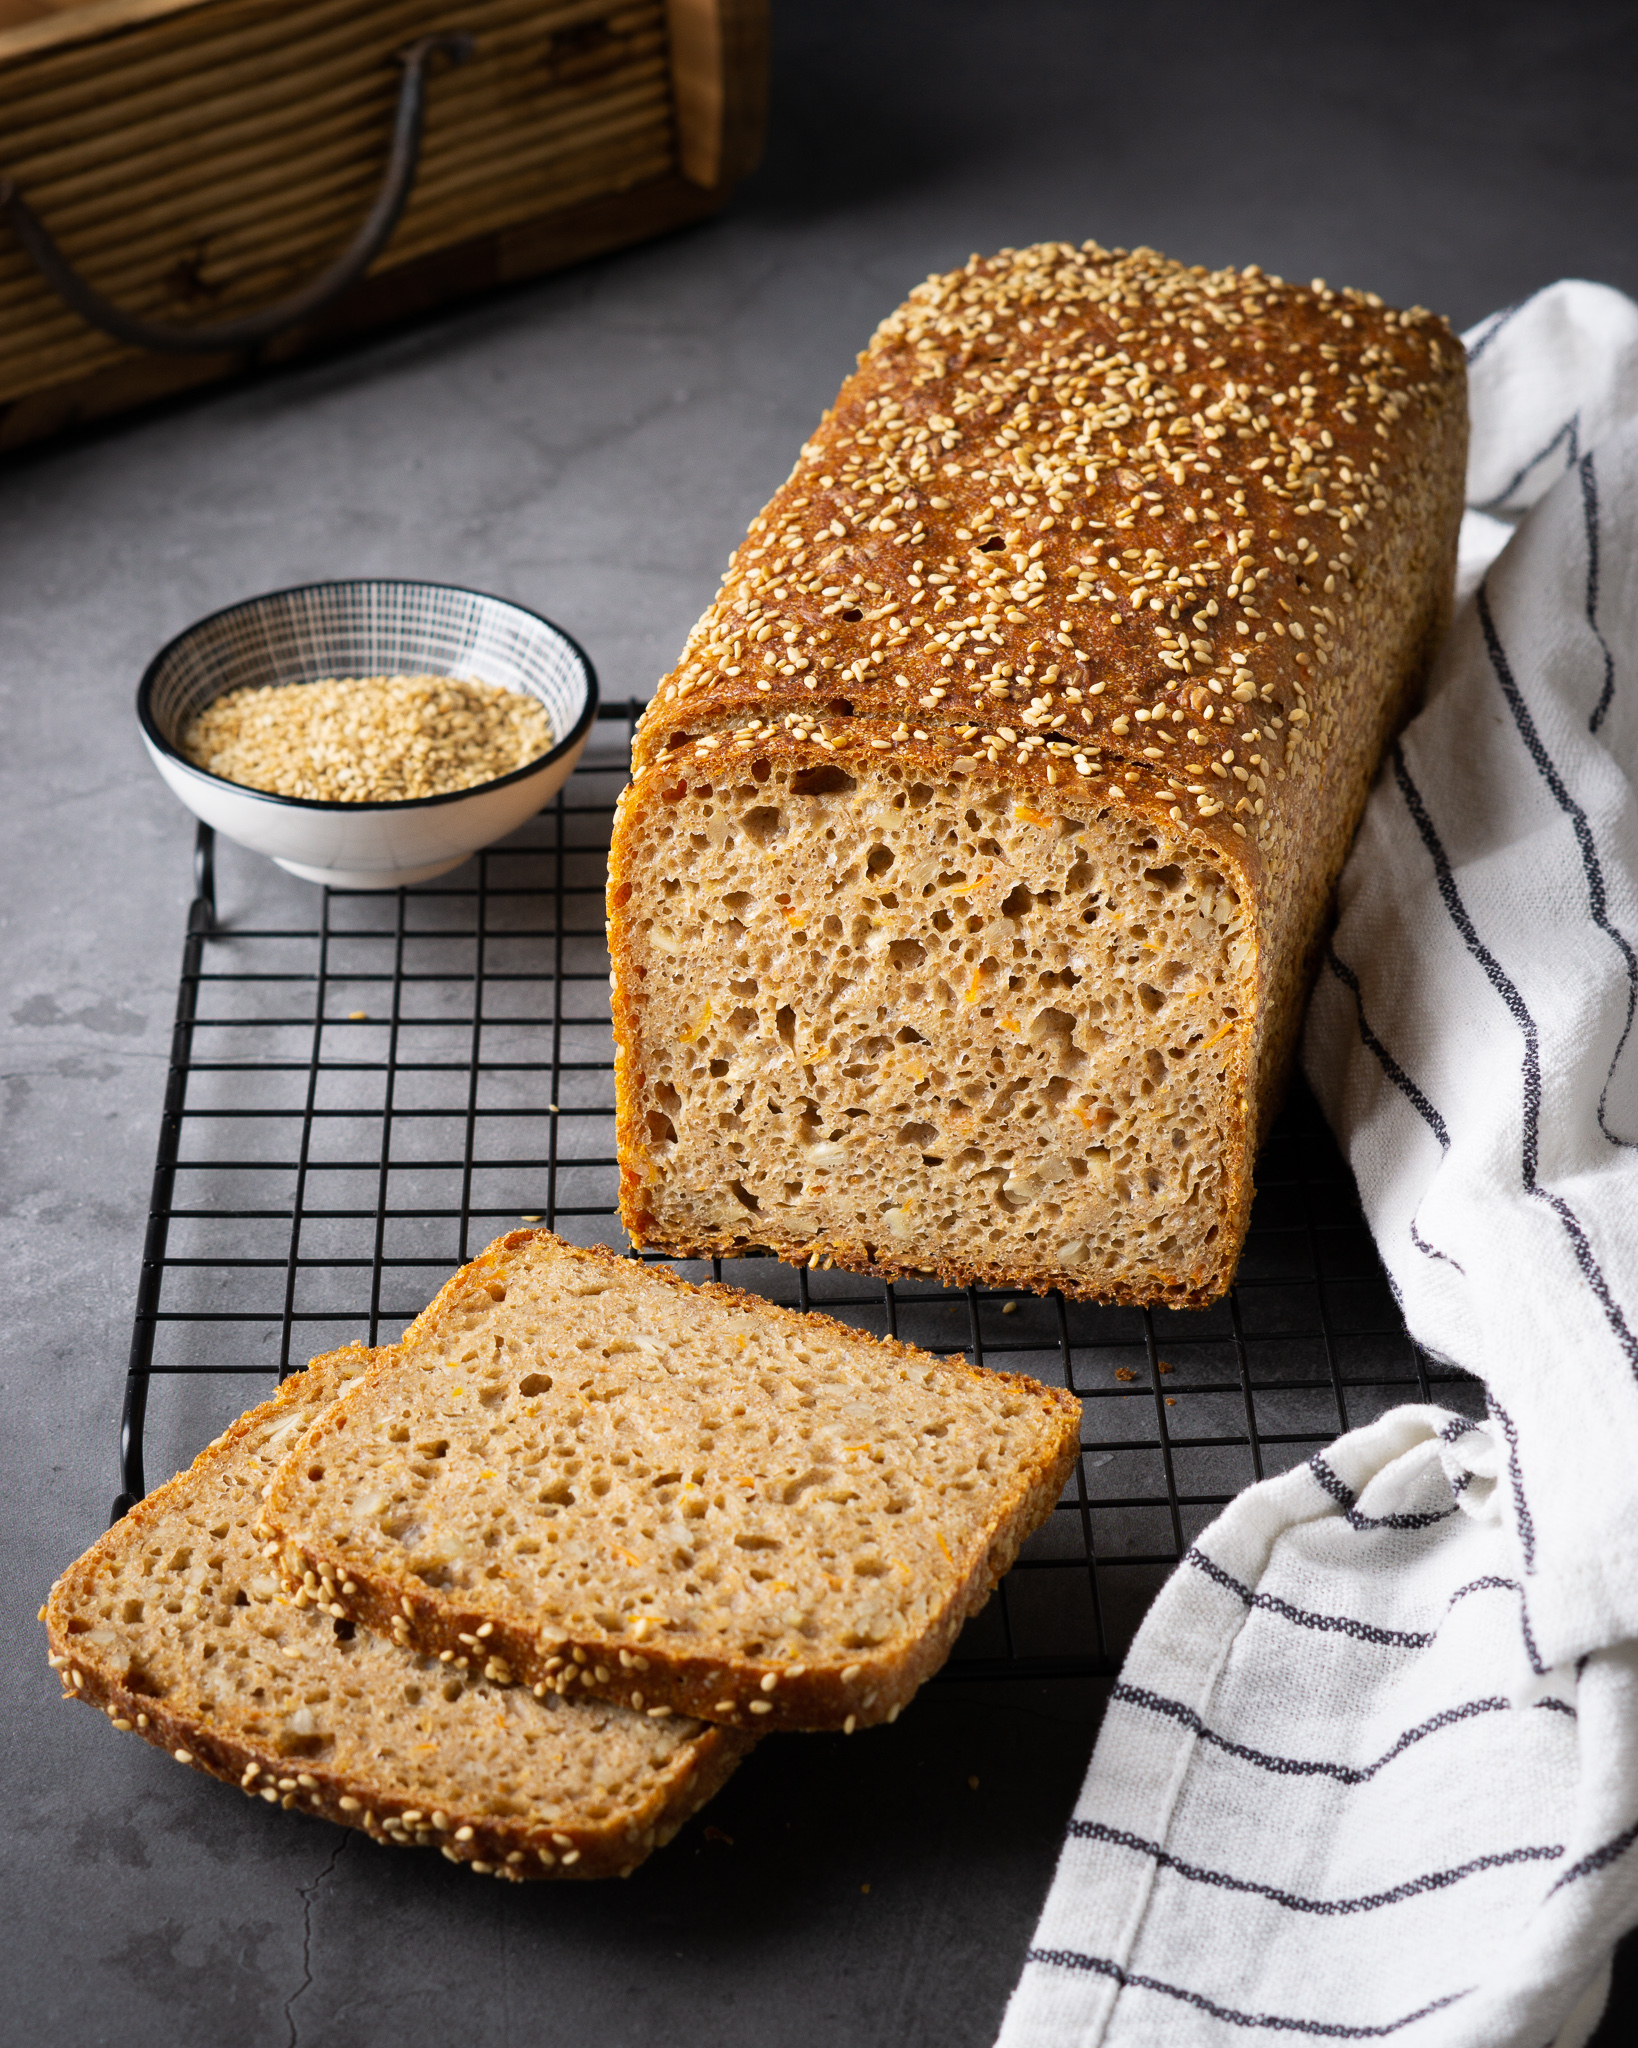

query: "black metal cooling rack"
left=116, top=699, right=1483, bottom=1679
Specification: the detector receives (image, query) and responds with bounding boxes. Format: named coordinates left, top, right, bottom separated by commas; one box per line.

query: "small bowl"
left=138, top=580, right=598, bottom=888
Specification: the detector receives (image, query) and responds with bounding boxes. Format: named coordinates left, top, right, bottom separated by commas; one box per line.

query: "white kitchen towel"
left=998, top=280, right=1638, bottom=2047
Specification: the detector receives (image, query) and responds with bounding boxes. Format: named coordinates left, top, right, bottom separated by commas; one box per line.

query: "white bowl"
left=138, top=580, right=599, bottom=888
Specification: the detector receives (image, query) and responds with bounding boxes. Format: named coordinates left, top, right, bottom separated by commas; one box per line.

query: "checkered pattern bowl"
left=137, top=581, right=598, bottom=888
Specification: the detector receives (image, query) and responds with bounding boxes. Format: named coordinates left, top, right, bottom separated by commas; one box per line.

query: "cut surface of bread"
left=608, top=240, right=1467, bottom=1305
left=613, top=738, right=1249, bottom=1300
left=45, top=1347, right=750, bottom=1880
left=265, top=1233, right=1081, bottom=1732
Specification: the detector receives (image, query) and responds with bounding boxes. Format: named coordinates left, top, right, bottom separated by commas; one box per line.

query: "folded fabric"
left=999, top=280, right=1638, bottom=2046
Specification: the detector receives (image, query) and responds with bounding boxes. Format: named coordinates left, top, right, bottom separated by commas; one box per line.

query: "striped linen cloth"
left=998, top=281, right=1638, bottom=2048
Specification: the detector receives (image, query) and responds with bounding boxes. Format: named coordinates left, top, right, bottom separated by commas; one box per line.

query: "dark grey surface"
left=5, top=2, right=1638, bottom=2041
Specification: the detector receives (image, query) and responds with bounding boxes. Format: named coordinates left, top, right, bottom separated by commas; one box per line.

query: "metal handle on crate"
left=0, top=31, right=472, bottom=358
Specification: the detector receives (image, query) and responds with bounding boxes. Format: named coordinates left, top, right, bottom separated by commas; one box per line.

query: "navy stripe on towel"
left=1025, top=1949, right=1475, bottom=2037
left=1477, top=413, right=1579, bottom=514
left=1477, top=578, right=1638, bottom=1151
left=1112, top=1682, right=1523, bottom=1785
left=1187, top=1547, right=1433, bottom=1648
left=1066, top=1817, right=1563, bottom=1916
left=1310, top=1454, right=1457, bottom=1532
left=1582, top=452, right=1618, bottom=734
left=1391, top=745, right=1638, bottom=1377
left=1543, top=1815, right=1638, bottom=1899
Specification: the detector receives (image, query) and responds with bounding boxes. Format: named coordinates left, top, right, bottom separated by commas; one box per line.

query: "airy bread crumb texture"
left=265, top=1234, right=1081, bottom=1731
left=609, top=240, right=1467, bottom=1303
left=616, top=746, right=1247, bottom=1297
left=45, top=1346, right=749, bottom=1880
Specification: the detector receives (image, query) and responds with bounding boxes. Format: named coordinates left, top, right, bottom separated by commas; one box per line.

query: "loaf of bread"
left=608, top=241, right=1466, bottom=1305
left=44, top=1346, right=750, bottom=1880
left=264, top=1231, right=1081, bottom=1732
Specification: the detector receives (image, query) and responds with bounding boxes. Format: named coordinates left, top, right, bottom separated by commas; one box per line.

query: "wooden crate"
left=0, top=0, right=767, bottom=450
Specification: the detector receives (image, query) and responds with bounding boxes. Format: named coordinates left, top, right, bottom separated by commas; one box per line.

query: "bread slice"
left=264, top=1232, right=1081, bottom=1732
left=44, top=1347, right=751, bottom=1880
left=607, top=240, right=1467, bottom=1306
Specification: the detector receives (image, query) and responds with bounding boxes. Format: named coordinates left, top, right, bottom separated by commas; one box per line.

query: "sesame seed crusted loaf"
left=608, top=240, right=1466, bottom=1305
left=44, top=1346, right=749, bottom=1881
left=263, top=1232, right=1081, bottom=1733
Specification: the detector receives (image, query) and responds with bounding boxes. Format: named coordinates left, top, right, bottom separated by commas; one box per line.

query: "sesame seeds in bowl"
left=138, top=582, right=598, bottom=889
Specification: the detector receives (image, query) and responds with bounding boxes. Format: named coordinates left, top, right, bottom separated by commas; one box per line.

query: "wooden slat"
left=0, top=0, right=677, bottom=394
left=0, top=113, right=676, bottom=385
left=0, top=170, right=721, bottom=452
left=0, top=0, right=211, bottom=67
left=0, top=0, right=654, bottom=157
left=0, top=139, right=676, bottom=388
left=3, top=54, right=671, bottom=244
left=0, top=1, right=766, bottom=438
left=0, top=101, right=675, bottom=366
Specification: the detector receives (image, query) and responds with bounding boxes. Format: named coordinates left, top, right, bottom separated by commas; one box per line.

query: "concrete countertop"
left=5, top=3, right=1637, bottom=2041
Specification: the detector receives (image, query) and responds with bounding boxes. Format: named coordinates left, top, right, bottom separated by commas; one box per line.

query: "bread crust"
left=609, top=241, right=1466, bottom=1301
left=266, top=1233, right=1083, bottom=1732
left=45, top=1348, right=752, bottom=1881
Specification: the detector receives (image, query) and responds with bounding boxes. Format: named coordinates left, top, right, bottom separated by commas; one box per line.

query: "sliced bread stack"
left=44, top=1344, right=751, bottom=1879
left=47, top=1230, right=1082, bottom=1875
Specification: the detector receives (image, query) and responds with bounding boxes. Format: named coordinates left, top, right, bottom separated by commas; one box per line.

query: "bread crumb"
left=1113, top=1366, right=1138, bottom=1383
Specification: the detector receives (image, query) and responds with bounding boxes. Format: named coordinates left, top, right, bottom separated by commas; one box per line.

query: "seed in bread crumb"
left=180, top=674, right=553, bottom=803
left=347, top=1010, right=369, bottom=1021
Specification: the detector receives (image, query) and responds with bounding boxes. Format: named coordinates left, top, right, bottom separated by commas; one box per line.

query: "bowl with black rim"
left=138, top=580, right=598, bottom=889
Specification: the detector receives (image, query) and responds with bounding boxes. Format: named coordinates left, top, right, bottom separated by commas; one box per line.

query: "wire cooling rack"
left=117, top=699, right=1483, bottom=1679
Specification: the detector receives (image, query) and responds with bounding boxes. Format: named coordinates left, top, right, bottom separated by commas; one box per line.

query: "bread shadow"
left=288, top=1680, right=1108, bottom=2047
